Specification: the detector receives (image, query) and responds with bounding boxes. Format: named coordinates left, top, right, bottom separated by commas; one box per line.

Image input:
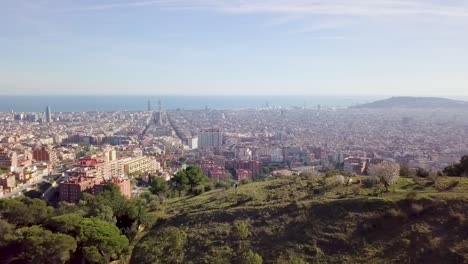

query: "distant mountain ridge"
left=354, top=96, right=468, bottom=109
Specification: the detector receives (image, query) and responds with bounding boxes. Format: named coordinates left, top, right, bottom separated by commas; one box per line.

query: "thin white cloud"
left=43, top=0, right=468, bottom=18
left=293, top=19, right=351, bottom=33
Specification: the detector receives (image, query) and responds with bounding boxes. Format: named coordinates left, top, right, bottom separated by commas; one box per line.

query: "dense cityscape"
left=3, top=0, right=468, bottom=262
left=1, top=100, right=467, bottom=200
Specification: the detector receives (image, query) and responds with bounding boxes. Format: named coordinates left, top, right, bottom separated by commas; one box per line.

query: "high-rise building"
left=199, top=129, right=223, bottom=148
left=0, top=150, right=17, bottom=170
left=123, top=156, right=159, bottom=175
left=46, top=106, right=52, bottom=123
left=32, top=145, right=58, bottom=166
left=147, top=100, right=152, bottom=111
left=158, top=100, right=163, bottom=112
left=188, top=137, right=198, bottom=150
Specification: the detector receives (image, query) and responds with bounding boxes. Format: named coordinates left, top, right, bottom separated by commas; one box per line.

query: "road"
left=2, top=179, right=47, bottom=199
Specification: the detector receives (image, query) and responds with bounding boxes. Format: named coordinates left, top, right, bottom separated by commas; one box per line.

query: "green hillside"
left=131, top=175, right=468, bottom=264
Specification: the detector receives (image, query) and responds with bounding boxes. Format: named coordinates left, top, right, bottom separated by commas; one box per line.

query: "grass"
left=132, top=174, right=468, bottom=264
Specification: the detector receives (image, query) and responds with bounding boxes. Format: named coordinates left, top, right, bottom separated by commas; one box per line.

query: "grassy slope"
left=132, top=175, right=468, bottom=264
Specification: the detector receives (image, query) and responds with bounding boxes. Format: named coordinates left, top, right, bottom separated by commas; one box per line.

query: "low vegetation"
left=132, top=172, right=468, bottom=263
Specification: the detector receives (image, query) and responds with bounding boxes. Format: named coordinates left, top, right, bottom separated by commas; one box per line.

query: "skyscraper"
left=199, top=129, right=223, bottom=148
left=45, top=106, right=52, bottom=123
left=147, top=100, right=152, bottom=111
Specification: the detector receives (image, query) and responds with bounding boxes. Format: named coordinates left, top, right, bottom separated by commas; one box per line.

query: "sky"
left=1, top=0, right=468, bottom=96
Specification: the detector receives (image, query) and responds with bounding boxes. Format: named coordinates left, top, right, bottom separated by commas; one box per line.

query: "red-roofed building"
left=236, top=169, right=253, bottom=182
left=235, top=160, right=262, bottom=178
left=59, top=176, right=131, bottom=203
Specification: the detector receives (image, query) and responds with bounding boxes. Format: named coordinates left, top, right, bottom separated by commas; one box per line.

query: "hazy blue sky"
left=1, top=0, right=468, bottom=96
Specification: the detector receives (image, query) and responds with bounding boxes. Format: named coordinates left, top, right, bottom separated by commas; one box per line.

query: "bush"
left=363, top=176, right=380, bottom=188
left=411, top=203, right=424, bottom=215
left=240, top=250, right=263, bottom=264
left=351, top=185, right=361, bottom=195
left=215, top=181, right=233, bottom=190
left=192, top=186, right=205, bottom=196
left=416, top=168, right=430, bottom=178
left=386, top=208, right=406, bottom=220
left=276, top=253, right=307, bottom=264
left=406, top=191, right=417, bottom=200
left=131, top=227, right=187, bottom=263
left=233, top=219, right=251, bottom=240
left=335, top=175, right=346, bottom=185
left=148, top=199, right=160, bottom=211
left=436, top=180, right=459, bottom=192
left=207, top=246, right=233, bottom=264
left=241, top=178, right=251, bottom=185
left=448, top=208, right=466, bottom=224
left=204, top=183, right=214, bottom=192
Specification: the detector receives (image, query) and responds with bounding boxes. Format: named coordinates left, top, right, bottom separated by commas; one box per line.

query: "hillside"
left=131, top=175, right=468, bottom=264
left=353, top=96, right=468, bottom=109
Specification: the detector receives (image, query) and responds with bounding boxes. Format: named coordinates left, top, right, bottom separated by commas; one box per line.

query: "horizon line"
left=0, top=94, right=467, bottom=98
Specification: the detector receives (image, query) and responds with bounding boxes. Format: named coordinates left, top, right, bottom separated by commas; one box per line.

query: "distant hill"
left=353, top=96, right=468, bottom=109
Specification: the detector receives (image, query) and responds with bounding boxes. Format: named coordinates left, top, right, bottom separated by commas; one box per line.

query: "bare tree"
left=368, top=161, right=400, bottom=192
left=335, top=175, right=346, bottom=185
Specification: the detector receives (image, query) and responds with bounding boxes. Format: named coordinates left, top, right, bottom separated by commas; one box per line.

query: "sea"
left=0, top=95, right=424, bottom=112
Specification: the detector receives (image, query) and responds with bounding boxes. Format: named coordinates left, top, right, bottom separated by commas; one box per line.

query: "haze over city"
left=2, top=0, right=468, bottom=96
left=2, top=2, right=468, bottom=264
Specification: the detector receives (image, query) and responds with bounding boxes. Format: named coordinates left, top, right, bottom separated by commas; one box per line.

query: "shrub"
left=387, top=208, right=406, bottom=220
left=192, top=186, right=205, bottom=196
left=429, top=237, right=442, bottom=250
left=363, top=176, right=380, bottom=188
left=241, top=178, right=251, bottom=185
left=207, top=246, right=233, bottom=264
left=399, top=164, right=411, bottom=177
left=335, top=175, right=345, bottom=185
left=411, top=203, right=424, bottom=215
left=436, top=180, right=459, bottom=192
left=276, top=254, right=308, bottom=264
left=148, top=199, right=160, bottom=211
left=233, top=219, right=251, bottom=240
left=204, top=184, right=214, bottom=192
left=406, top=191, right=417, bottom=200
left=215, top=181, right=233, bottom=190
left=416, top=168, right=430, bottom=178
left=351, top=185, right=361, bottom=195
left=131, top=227, right=187, bottom=264
left=448, top=208, right=466, bottom=224
left=240, top=250, right=263, bottom=264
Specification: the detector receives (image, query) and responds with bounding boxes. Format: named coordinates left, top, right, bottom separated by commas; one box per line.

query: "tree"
left=90, top=204, right=116, bottom=224
left=462, top=156, right=468, bottom=176
left=12, top=225, right=77, bottom=264
left=172, top=170, right=190, bottom=196
left=442, top=156, right=468, bottom=177
left=78, top=218, right=129, bottom=262
left=80, top=184, right=138, bottom=230
left=185, top=165, right=208, bottom=193
left=48, top=213, right=83, bottom=237
left=443, top=163, right=463, bottom=177
left=368, top=161, right=400, bottom=192
left=150, top=176, right=168, bottom=195
left=0, top=219, right=16, bottom=247
left=0, top=198, right=52, bottom=226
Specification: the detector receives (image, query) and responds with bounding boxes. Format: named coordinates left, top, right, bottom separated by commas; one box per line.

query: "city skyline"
left=1, top=1, right=468, bottom=96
